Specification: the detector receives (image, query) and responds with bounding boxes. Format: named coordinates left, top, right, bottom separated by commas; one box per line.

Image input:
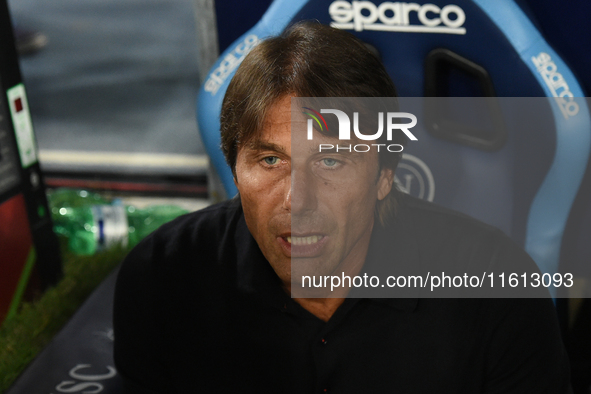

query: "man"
left=113, top=21, right=570, bottom=393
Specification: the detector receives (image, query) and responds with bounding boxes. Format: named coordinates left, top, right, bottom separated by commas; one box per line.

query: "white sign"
left=7, top=84, right=38, bottom=168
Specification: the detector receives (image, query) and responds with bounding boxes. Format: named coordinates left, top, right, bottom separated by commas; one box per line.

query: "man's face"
left=234, top=95, right=393, bottom=289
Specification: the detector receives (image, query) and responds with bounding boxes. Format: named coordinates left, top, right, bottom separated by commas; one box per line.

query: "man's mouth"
left=286, top=235, right=325, bottom=245
left=278, top=233, right=329, bottom=258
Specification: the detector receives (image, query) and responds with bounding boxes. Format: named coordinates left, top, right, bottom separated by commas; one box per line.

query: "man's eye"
left=263, top=156, right=280, bottom=165
left=321, top=158, right=338, bottom=167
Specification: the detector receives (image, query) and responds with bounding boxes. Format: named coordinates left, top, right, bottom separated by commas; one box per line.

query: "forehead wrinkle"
left=246, top=139, right=289, bottom=155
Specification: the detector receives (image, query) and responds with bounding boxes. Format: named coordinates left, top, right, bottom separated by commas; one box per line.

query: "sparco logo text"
left=329, top=1, right=466, bottom=35
left=531, top=52, right=580, bottom=119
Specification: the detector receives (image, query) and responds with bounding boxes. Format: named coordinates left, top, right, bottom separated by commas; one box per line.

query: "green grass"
left=0, top=242, right=129, bottom=393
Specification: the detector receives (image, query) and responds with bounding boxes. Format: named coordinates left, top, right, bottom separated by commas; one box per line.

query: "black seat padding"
left=6, top=268, right=123, bottom=394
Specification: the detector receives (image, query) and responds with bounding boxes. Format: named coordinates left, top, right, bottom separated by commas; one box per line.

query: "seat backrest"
left=196, top=0, right=309, bottom=200
left=196, top=0, right=591, bottom=279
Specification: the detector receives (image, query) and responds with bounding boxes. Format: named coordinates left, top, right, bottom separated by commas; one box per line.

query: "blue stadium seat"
left=196, top=0, right=591, bottom=282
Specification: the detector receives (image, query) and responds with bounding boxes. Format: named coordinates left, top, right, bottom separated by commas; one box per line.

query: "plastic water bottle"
left=49, top=189, right=189, bottom=255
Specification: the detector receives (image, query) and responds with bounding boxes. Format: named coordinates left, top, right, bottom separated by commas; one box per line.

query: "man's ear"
left=377, top=167, right=394, bottom=201
left=233, top=167, right=239, bottom=186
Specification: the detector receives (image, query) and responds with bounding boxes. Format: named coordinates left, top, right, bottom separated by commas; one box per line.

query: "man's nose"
left=287, top=168, right=317, bottom=214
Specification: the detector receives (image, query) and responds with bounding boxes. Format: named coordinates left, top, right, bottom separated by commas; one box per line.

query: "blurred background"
left=9, top=0, right=210, bottom=195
